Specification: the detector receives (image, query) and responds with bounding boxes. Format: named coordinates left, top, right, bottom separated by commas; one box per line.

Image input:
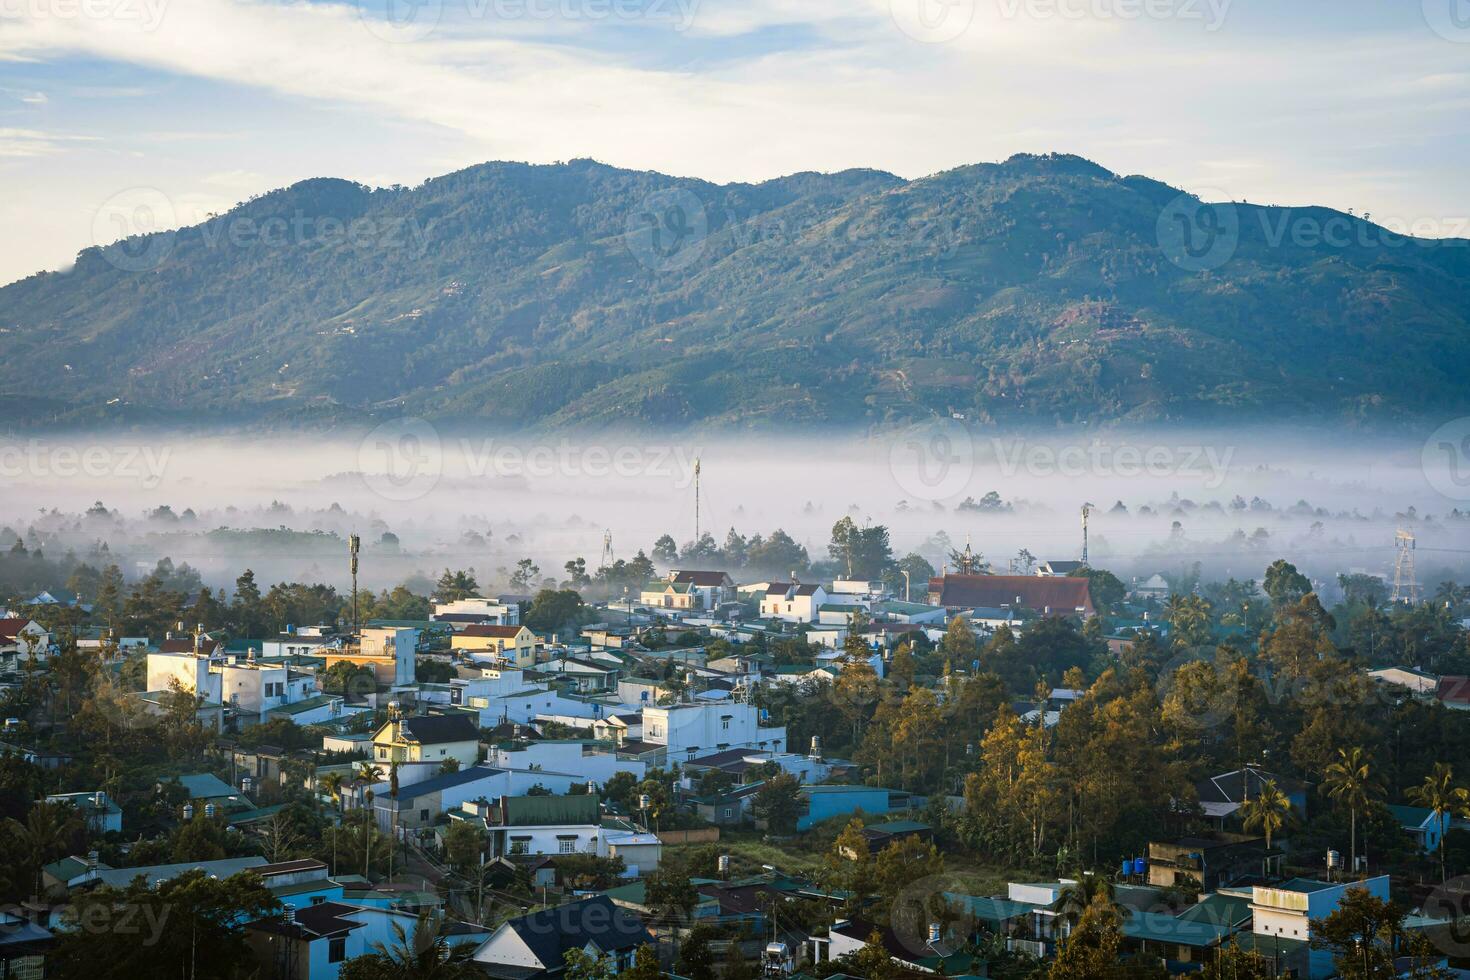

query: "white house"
left=258, top=626, right=344, bottom=659
left=1250, top=876, right=1390, bottom=979
left=482, top=739, right=646, bottom=788
left=472, top=896, right=651, bottom=978
left=433, top=596, right=520, bottom=628
left=145, top=649, right=319, bottom=725
left=760, top=582, right=828, bottom=623
left=641, top=700, right=786, bottom=763
left=0, top=618, right=50, bottom=667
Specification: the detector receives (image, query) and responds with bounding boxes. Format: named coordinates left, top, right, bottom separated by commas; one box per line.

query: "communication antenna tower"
left=1392, top=528, right=1419, bottom=604
left=349, top=533, right=361, bottom=636
left=693, top=458, right=702, bottom=543
left=1081, top=503, right=1094, bottom=565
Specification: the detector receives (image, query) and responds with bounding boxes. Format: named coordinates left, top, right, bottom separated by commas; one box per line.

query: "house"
left=0, top=618, right=50, bottom=666
left=1248, top=876, right=1390, bottom=979
left=1133, top=574, right=1171, bottom=600
left=760, top=581, right=828, bottom=623
left=858, top=820, right=933, bottom=855
left=269, top=695, right=367, bottom=727
left=317, top=627, right=417, bottom=687
left=370, top=765, right=518, bottom=831
left=689, top=780, right=765, bottom=826
left=868, top=600, right=948, bottom=625
left=798, top=784, right=908, bottom=831
left=926, top=574, right=1094, bottom=618
left=434, top=596, right=520, bottom=628
left=1146, top=833, right=1280, bottom=890
left=1194, top=767, right=1309, bottom=824
left=471, top=793, right=604, bottom=859
left=1388, top=804, right=1452, bottom=855
left=641, top=700, right=786, bottom=763
left=245, top=901, right=432, bottom=980
left=372, top=713, right=481, bottom=769
left=826, top=917, right=976, bottom=975
left=482, top=739, right=645, bottom=788
left=145, top=648, right=322, bottom=726
left=0, top=908, right=53, bottom=978
left=46, top=791, right=123, bottom=834
left=590, top=712, right=643, bottom=744
left=1367, top=666, right=1439, bottom=696
left=1436, top=675, right=1470, bottom=710
left=454, top=625, right=541, bottom=668
left=540, top=657, right=619, bottom=693
left=471, top=895, right=653, bottom=980
left=640, top=570, right=735, bottom=612
left=1036, top=560, right=1086, bottom=577
left=258, top=626, right=344, bottom=659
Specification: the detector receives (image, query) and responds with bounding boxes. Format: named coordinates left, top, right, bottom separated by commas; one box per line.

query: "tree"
left=652, top=534, right=678, bottom=564
left=828, top=517, right=893, bottom=580
left=1406, top=763, right=1459, bottom=884
left=752, top=772, right=803, bottom=834
left=1047, top=892, right=1128, bottom=980
left=563, top=948, right=616, bottom=980
left=339, top=908, right=481, bottom=979
left=6, top=800, right=81, bottom=897
left=1200, top=942, right=1277, bottom=980
left=1310, top=887, right=1409, bottom=980
left=645, top=861, right=698, bottom=928
left=1264, top=559, right=1312, bottom=607
left=508, top=559, right=540, bottom=593
left=434, top=569, right=481, bottom=602
left=523, top=588, right=586, bottom=632
left=677, top=923, right=717, bottom=980
left=1323, top=747, right=1380, bottom=872
left=1240, top=779, right=1292, bottom=850
left=623, top=945, right=661, bottom=980
left=50, top=869, right=278, bottom=980
left=826, top=818, right=875, bottom=914
left=443, top=820, right=485, bottom=873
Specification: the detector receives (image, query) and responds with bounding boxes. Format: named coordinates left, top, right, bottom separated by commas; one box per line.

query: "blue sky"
left=1, top=0, right=1468, bottom=286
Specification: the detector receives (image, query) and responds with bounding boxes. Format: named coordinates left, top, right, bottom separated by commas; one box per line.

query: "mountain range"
left=3, top=153, right=1468, bottom=431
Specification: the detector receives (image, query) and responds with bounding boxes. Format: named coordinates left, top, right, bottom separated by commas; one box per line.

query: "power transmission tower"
left=600, top=529, right=615, bottom=572
left=1392, top=528, right=1419, bottom=604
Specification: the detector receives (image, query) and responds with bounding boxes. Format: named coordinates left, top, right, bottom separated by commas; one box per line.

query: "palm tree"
left=356, top=762, right=385, bottom=878
left=361, top=909, right=480, bottom=978
left=1240, top=779, right=1292, bottom=851
left=1323, top=747, right=1379, bottom=872
left=321, top=771, right=345, bottom=815
left=1056, top=874, right=1125, bottom=938
left=6, top=801, right=78, bottom=897
left=1407, top=763, right=1460, bottom=884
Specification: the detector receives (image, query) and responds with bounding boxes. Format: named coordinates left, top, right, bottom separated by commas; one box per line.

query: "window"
left=722, top=807, right=733, bottom=819
left=420, top=809, right=429, bottom=821
left=558, top=839, right=576, bottom=854
left=311, top=896, right=326, bottom=905
left=329, top=937, right=347, bottom=963
left=721, top=717, right=731, bottom=731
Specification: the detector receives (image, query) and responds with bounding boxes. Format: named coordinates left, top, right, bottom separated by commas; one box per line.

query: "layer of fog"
left=4, top=422, right=1470, bottom=598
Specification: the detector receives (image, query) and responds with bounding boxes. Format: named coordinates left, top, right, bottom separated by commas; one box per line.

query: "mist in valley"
left=4, top=420, right=1470, bottom=603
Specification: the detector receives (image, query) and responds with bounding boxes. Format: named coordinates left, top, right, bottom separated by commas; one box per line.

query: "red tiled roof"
left=928, top=574, right=1094, bottom=616
left=1438, top=675, right=1470, bottom=705
left=0, top=618, right=34, bottom=640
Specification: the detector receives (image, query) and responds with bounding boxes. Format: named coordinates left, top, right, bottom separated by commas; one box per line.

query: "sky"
left=0, top=0, right=1467, bottom=287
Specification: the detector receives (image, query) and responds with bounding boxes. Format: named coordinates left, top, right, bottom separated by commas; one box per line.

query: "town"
left=0, top=510, right=1468, bottom=980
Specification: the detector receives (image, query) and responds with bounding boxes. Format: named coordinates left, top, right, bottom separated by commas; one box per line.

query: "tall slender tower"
left=1081, top=503, right=1093, bottom=565
left=349, top=533, right=361, bottom=635
left=1392, top=528, right=1419, bottom=604
left=693, top=458, right=702, bottom=543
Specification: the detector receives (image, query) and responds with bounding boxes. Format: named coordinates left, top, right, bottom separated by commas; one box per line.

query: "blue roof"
left=391, top=766, right=506, bottom=804
left=173, top=773, right=238, bottom=799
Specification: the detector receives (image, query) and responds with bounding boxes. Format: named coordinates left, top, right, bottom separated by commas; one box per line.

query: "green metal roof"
left=501, top=794, right=600, bottom=827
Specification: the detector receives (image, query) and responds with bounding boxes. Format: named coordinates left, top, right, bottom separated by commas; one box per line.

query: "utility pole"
left=349, top=533, right=361, bottom=636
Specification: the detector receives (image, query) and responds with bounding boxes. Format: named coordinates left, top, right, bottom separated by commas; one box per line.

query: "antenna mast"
left=349, top=533, right=361, bottom=635
left=1081, top=503, right=1093, bottom=565
left=1392, top=528, right=1419, bottom=604
left=694, top=457, right=702, bottom=543
left=601, top=529, right=615, bottom=573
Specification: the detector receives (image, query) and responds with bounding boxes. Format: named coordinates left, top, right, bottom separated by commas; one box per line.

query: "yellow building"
left=452, top=625, right=540, bottom=667
left=371, top=714, right=481, bottom=769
